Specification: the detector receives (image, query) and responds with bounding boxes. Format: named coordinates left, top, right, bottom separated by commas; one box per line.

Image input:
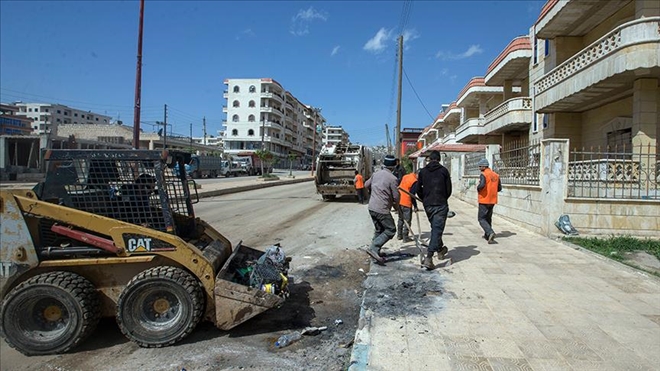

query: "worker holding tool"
left=364, top=155, right=400, bottom=265
left=415, top=150, right=452, bottom=270
left=397, top=169, right=418, bottom=242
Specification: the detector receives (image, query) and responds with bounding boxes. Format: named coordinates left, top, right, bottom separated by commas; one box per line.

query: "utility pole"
left=395, top=34, right=403, bottom=159
left=132, top=0, right=145, bottom=149
left=385, top=123, right=392, bottom=154
left=310, top=108, right=321, bottom=176
left=190, top=123, right=193, bottom=153
left=163, top=104, right=168, bottom=149
left=203, top=116, right=207, bottom=146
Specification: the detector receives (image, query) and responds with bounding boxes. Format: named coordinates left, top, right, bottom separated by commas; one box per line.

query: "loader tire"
left=116, top=266, right=204, bottom=348
left=0, top=271, right=100, bottom=356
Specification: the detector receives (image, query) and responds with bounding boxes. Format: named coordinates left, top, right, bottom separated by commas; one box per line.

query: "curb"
left=197, top=177, right=314, bottom=198
left=348, top=293, right=372, bottom=371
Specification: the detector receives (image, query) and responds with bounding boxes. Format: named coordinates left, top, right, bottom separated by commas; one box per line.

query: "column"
left=503, top=80, right=513, bottom=101
left=632, top=78, right=659, bottom=194
left=540, top=139, right=569, bottom=236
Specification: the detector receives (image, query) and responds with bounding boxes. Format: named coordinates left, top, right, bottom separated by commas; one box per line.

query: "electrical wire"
left=403, top=67, right=435, bottom=121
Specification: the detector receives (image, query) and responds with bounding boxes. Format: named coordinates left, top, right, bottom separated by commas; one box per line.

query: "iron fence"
left=493, top=139, right=541, bottom=186
left=568, top=143, right=659, bottom=200
left=464, top=151, right=484, bottom=177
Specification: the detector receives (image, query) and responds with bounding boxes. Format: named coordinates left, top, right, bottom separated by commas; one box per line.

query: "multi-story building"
left=223, top=78, right=325, bottom=167
left=0, top=104, right=32, bottom=135
left=412, top=0, right=659, bottom=237
left=12, top=102, right=111, bottom=136
left=323, top=126, right=349, bottom=146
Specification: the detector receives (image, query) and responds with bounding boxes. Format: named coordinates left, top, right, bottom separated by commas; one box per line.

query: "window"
left=64, top=111, right=69, bottom=116
left=95, top=118, right=98, bottom=121
left=233, top=100, right=240, bottom=108
left=544, top=39, right=550, bottom=56
left=45, top=108, right=49, bottom=112
left=248, top=114, right=255, bottom=122
left=542, top=114, right=549, bottom=129
left=28, top=108, right=32, bottom=112
left=248, top=129, right=255, bottom=136
left=57, top=110, right=61, bottom=114
left=74, top=113, right=78, bottom=117
left=233, top=86, right=240, bottom=93
left=249, top=85, right=256, bottom=93
left=34, top=107, right=39, bottom=112
left=232, top=129, right=238, bottom=136
left=232, top=114, right=239, bottom=122
left=249, top=100, right=255, bottom=108
left=607, top=128, right=632, bottom=151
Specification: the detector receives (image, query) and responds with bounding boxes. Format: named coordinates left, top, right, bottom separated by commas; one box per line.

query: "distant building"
left=12, top=102, right=111, bottom=136
left=0, top=104, right=32, bottom=135
left=323, top=126, right=349, bottom=146
left=223, top=78, right=325, bottom=167
left=400, top=128, right=424, bottom=156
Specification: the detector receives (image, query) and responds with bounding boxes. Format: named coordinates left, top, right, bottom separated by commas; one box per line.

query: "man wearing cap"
left=416, top=150, right=452, bottom=270
left=477, top=158, right=502, bottom=243
left=364, top=155, right=400, bottom=264
left=397, top=169, right=418, bottom=242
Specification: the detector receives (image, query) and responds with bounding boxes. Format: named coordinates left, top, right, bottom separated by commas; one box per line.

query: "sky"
left=0, top=0, right=545, bottom=146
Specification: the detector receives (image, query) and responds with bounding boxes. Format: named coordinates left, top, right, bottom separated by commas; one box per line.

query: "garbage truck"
left=0, top=149, right=291, bottom=355
left=315, top=143, right=373, bottom=201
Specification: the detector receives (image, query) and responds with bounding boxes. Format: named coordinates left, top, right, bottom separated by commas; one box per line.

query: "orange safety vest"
left=355, top=174, right=364, bottom=189
left=478, top=168, right=500, bottom=205
left=398, top=173, right=417, bottom=208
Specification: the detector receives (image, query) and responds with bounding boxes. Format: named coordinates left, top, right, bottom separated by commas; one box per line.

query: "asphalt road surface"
left=1, top=181, right=373, bottom=371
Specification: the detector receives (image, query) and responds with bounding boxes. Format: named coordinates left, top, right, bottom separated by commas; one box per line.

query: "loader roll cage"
left=35, top=149, right=197, bottom=237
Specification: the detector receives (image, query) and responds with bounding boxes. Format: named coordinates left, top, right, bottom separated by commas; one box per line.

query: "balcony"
left=485, top=36, right=531, bottom=86
left=223, top=91, right=228, bottom=99
left=261, top=120, right=283, bottom=130
left=535, top=0, right=630, bottom=39
left=261, top=91, right=284, bottom=103
left=454, top=118, right=484, bottom=143
left=483, top=97, right=533, bottom=134
left=222, top=105, right=227, bottom=113
left=534, top=17, right=660, bottom=112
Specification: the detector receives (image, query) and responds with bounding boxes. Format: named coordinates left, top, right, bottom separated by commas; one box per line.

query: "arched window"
left=232, top=114, right=239, bottom=122
left=233, top=86, right=240, bottom=93
left=233, top=100, right=240, bottom=108
left=249, top=100, right=255, bottom=108
left=248, top=114, right=255, bottom=122
left=231, top=129, right=238, bottom=136
left=249, top=85, right=256, bottom=93
left=248, top=129, right=255, bottom=136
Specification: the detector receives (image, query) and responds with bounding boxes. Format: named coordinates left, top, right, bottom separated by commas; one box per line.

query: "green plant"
left=563, top=235, right=660, bottom=276
left=401, top=147, right=417, bottom=174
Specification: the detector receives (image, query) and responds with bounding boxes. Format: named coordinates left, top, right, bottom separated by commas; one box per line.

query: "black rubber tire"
left=116, top=266, right=204, bottom=348
left=0, top=271, right=100, bottom=356
left=322, top=195, right=336, bottom=201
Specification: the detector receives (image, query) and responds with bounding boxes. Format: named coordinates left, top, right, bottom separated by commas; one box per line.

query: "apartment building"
left=0, top=104, right=32, bottom=135
left=12, top=102, right=111, bottom=136
left=223, top=78, right=325, bottom=166
left=323, top=126, right=349, bottom=146
left=414, top=0, right=659, bottom=237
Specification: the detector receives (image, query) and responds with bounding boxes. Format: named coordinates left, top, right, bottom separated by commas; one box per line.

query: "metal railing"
left=464, top=152, right=485, bottom=177
left=568, top=143, right=659, bottom=199
left=493, top=139, right=541, bottom=186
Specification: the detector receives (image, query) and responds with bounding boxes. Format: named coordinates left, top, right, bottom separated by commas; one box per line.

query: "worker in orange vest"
left=397, top=170, right=418, bottom=242
left=354, top=170, right=365, bottom=204
left=477, top=158, right=502, bottom=243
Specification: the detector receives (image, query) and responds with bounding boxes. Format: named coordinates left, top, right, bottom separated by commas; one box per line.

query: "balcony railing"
left=493, top=139, right=541, bottom=186
left=484, top=97, right=532, bottom=122
left=455, top=118, right=484, bottom=139
left=568, top=143, right=659, bottom=199
left=535, top=17, right=660, bottom=95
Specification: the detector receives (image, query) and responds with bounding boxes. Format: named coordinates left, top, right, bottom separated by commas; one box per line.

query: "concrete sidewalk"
left=350, top=198, right=660, bottom=371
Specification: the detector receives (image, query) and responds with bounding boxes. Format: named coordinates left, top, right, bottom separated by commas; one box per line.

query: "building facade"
left=412, top=0, right=660, bottom=237
left=323, top=126, right=349, bottom=146
left=0, top=104, right=32, bottom=135
left=12, top=102, right=111, bottom=136
left=223, top=78, right=325, bottom=167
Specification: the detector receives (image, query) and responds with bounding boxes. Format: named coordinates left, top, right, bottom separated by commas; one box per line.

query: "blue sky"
left=1, top=0, right=544, bottom=146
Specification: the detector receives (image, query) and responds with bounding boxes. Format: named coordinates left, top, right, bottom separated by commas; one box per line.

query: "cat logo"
left=127, top=238, right=152, bottom=252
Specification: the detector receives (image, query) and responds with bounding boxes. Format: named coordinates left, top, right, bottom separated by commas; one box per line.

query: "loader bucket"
left=213, top=243, right=286, bottom=330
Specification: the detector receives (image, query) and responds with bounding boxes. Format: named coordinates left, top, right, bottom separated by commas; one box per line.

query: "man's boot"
left=422, top=252, right=435, bottom=270
left=437, top=246, right=448, bottom=260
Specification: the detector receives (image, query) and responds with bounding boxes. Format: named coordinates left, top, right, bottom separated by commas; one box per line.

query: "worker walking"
left=477, top=158, right=502, bottom=243
left=397, top=170, right=418, bottom=242
left=415, top=150, right=452, bottom=270
left=354, top=170, right=365, bottom=204
left=364, top=155, right=400, bottom=265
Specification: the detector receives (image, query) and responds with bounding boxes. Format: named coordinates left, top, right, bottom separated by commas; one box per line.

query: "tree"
left=255, top=149, right=273, bottom=177
left=401, top=147, right=417, bottom=174
left=288, top=153, right=298, bottom=177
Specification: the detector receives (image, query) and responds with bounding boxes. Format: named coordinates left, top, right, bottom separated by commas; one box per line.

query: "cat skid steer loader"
left=0, top=149, right=290, bottom=356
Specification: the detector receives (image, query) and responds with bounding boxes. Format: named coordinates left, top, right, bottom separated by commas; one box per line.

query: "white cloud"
left=363, top=28, right=392, bottom=54
left=331, top=45, right=340, bottom=57
left=435, top=44, right=484, bottom=60
left=402, top=29, right=420, bottom=44
left=290, top=6, right=328, bottom=36
left=235, top=28, right=255, bottom=41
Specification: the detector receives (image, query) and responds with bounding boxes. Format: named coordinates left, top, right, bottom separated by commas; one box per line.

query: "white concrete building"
left=323, top=126, right=349, bottom=146
left=223, top=78, right=325, bottom=167
left=12, top=102, right=111, bottom=136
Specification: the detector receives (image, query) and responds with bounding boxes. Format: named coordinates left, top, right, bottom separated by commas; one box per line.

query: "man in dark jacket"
left=415, top=150, right=452, bottom=269
left=364, top=155, right=400, bottom=264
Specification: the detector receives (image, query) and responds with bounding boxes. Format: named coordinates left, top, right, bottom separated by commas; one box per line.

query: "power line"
left=0, top=88, right=160, bottom=110
left=403, top=67, right=434, bottom=121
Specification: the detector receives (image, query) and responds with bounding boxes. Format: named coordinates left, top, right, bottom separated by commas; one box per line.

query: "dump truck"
left=235, top=152, right=272, bottom=176
left=315, top=143, right=373, bottom=201
left=0, top=149, right=290, bottom=356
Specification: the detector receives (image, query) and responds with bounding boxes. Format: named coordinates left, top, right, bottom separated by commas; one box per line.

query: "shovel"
left=398, top=205, right=425, bottom=266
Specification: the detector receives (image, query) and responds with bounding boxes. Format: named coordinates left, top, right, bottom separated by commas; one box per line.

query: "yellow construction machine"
left=0, top=149, right=290, bottom=356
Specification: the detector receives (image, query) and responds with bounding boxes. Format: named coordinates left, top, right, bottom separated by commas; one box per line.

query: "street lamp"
left=310, top=107, right=321, bottom=176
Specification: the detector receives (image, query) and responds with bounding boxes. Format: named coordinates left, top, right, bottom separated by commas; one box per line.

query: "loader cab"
left=35, top=149, right=198, bottom=239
